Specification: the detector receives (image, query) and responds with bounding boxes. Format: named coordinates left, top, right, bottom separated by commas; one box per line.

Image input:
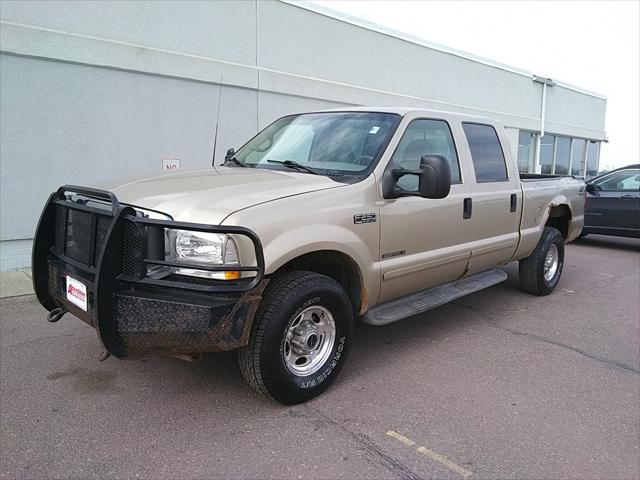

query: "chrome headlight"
left=173, top=231, right=240, bottom=279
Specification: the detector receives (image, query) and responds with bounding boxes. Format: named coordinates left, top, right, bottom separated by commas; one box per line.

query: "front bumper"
left=33, top=185, right=266, bottom=358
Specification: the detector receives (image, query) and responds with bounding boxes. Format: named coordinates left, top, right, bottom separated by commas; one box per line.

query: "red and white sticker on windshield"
left=66, top=276, right=87, bottom=311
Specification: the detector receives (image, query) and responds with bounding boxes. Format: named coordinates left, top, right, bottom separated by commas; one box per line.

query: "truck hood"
left=93, top=166, right=345, bottom=224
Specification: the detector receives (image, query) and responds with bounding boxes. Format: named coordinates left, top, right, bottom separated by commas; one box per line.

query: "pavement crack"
left=490, top=323, right=640, bottom=375
left=304, top=405, right=423, bottom=480
left=452, top=301, right=640, bottom=375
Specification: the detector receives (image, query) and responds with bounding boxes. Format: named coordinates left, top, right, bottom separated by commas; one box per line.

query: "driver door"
left=378, top=118, right=472, bottom=303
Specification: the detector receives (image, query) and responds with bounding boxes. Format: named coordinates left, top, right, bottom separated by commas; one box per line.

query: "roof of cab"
left=319, top=106, right=498, bottom=124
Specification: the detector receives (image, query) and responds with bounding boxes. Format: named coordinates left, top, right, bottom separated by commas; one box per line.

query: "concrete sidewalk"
left=0, top=269, right=33, bottom=298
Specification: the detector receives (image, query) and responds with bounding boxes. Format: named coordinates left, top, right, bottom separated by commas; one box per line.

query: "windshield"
left=232, top=112, right=400, bottom=176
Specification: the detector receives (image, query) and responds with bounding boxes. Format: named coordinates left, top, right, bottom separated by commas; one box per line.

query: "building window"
left=517, top=131, right=534, bottom=173
left=462, top=123, right=508, bottom=182
left=554, top=136, right=570, bottom=175
left=539, top=134, right=555, bottom=174
left=570, top=138, right=587, bottom=176
left=586, top=141, right=600, bottom=178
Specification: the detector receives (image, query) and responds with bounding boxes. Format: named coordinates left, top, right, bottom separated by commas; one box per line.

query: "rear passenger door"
left=461, top=122, right=521, bottom=274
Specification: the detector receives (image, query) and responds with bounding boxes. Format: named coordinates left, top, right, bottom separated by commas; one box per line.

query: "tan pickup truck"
left=33, top=108, right=585, bottom=404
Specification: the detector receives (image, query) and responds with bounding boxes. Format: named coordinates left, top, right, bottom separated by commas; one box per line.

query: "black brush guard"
left=32, top=185, right=267, bottom=359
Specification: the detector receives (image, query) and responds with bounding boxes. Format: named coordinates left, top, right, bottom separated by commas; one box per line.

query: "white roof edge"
left=283, top=0, right=607, bottom=101
left=551, top=79, right=607, bottom=100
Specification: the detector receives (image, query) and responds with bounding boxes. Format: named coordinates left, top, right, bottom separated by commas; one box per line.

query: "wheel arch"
left=272, top=250, right=367, bottom=316
left=546, top=202, right=572, bottom=239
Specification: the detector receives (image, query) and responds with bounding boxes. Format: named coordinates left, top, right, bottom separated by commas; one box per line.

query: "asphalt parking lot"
left=1, top=234, right=639, bottom=480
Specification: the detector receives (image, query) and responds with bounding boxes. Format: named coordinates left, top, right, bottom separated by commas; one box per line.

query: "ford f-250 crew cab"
left=33, top=108, right=585, bottom=404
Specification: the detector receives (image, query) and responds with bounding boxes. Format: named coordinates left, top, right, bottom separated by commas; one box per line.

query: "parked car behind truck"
left=583, top=164, right=640, bottom=238
left=33, top=108, right=585, bottom=404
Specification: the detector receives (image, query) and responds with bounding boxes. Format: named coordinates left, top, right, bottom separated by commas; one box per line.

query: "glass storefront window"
left=539, top=134, right=555, bottom=174
left=554, top=136, right=570, bottom=174
left=517, top=131, right=534, bottom=173
left=570, top=138, right=587, bottom=176
left=586, top=141, right=600, bottom=178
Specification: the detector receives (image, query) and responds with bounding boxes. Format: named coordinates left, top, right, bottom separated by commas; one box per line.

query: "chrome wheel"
left=283, top=305, right=336, bottom=376
left=544, top=244, right=559, bottom=281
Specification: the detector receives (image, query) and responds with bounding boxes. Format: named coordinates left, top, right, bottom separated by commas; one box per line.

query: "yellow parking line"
left=386, top=430, right=416, bottom=446
left=417, top=446, right=474, bottom=478
left=386, top=430, right=474, bottom=478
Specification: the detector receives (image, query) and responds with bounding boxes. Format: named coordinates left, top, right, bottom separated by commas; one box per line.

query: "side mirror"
left=417, top=155, right=452, bottom=198
left=382, top=155, right=452, bottom=199
left=225, top=148, right=235, bottom=161
left=585, top=183, right=598, bottom=194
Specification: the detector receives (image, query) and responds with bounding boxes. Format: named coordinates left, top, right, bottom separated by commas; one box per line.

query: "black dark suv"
left=583, top=164, right=640, bottom=238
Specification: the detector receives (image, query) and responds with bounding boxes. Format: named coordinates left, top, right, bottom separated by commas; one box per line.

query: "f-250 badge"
left=354, top=213, right=376, bottom=224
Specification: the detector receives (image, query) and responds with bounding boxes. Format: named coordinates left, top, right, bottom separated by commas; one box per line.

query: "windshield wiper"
left=267, top=159, right=319, bottom=175
left=221, top=157, right=246, bottom=167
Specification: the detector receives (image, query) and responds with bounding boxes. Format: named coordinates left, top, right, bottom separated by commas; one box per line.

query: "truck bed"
left=520, top=173, right=583, bottom=181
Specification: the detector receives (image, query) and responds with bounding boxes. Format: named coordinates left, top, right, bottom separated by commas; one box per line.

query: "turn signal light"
left=224, top=271, right=240, bottom=280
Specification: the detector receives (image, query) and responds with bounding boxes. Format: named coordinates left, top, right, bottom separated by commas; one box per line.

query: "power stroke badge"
left=354, top=213, right=377, bottom=224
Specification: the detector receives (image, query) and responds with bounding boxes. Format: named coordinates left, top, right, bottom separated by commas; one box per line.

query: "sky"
left=311, top=0, right=639, bottom=170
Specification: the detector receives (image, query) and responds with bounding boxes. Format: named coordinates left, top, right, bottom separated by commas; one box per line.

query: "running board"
left=362, top=268, right=507, bottom=326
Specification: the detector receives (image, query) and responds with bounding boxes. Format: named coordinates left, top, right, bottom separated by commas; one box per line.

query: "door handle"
left=620, top=194, right=639, bottom=199
left=510, top=193, right=517, bottom=212
left=463, top=197, right=472, bottom=219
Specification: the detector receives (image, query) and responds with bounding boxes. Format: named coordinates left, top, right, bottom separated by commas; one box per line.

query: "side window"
left=389, top=119, right=461, bottom=191
left=462, top=123, right=508, bottom=183
left=594, top=169, right=640, bottom=191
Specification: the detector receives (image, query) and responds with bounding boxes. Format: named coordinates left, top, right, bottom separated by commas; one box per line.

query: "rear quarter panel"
left=515, top=177, right=585, bottom=259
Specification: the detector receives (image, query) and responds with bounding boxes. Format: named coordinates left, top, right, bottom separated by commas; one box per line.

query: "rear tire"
left=238, top=271, right=353, bottom=405
left=519, top=227, right=565, bottom=296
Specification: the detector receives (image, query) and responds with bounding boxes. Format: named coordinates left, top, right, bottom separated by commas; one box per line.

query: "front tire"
left=238, top=271, right=353, bottom=404
left=519, top=227, right=565, bottom=295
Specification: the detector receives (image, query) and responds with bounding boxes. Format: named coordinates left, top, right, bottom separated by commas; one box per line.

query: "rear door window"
left=462, top=123, right=508, bottom=183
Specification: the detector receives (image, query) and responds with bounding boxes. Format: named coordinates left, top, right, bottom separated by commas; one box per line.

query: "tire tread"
left=519, top=226, right=564, bottom=296
left=238, top=271, right=344, bottom=403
